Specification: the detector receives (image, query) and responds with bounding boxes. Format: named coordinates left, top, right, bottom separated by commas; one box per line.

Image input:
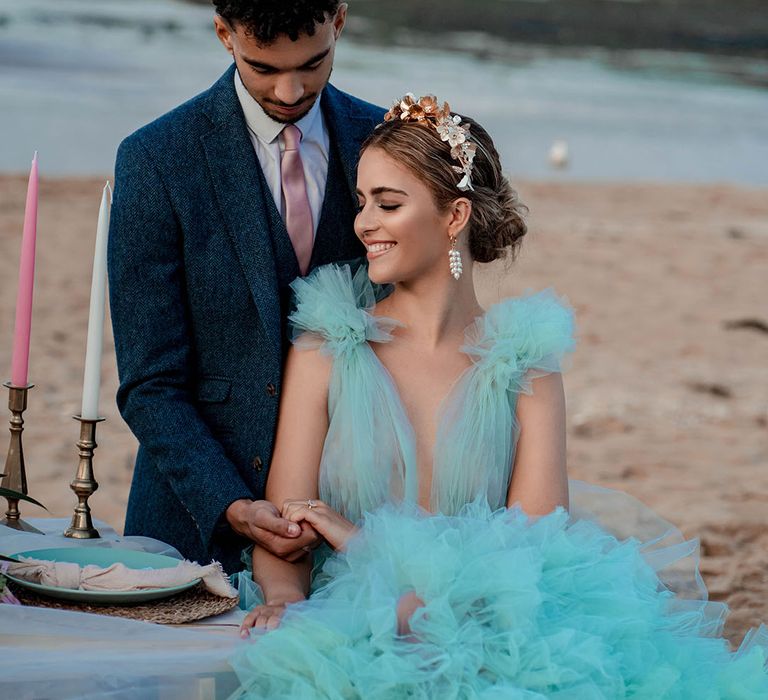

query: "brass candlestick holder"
left=63, top=416, right=103, bottom=539
left=1, top=381, right=42, bottom=533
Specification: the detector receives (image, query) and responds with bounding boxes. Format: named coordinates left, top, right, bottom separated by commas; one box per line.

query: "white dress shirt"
left=234, top=69, right=329, bottom=236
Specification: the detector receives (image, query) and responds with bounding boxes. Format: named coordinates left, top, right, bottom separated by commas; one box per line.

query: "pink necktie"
left=279, top=124, right=313, bottom=276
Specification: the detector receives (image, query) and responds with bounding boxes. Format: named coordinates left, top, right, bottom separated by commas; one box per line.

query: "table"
left=0, top=518, right=247, bottom=699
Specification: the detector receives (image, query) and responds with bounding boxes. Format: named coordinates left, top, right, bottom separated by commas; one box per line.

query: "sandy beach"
left=0, top=174, right=766, bottom=643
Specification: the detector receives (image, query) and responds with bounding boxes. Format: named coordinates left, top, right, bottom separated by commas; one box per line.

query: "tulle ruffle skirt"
left=231, top=495, right=768, bottom=698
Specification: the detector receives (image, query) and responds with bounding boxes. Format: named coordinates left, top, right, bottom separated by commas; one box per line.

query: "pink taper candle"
left=10, top=152, right=39, bottom=387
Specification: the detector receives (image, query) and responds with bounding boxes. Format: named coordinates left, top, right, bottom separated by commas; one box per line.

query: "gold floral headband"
left=383, top=93, right=477, bottom=192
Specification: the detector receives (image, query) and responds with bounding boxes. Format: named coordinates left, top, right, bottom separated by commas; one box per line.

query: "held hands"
left=281, top=499, right=357, bottom=551
left=225, top=499, right=321, bottom=562
left=238, top=499, right=355, bottom=635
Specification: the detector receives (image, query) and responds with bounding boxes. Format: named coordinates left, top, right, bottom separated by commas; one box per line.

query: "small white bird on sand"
left=549, top=140, right=569, bottom=169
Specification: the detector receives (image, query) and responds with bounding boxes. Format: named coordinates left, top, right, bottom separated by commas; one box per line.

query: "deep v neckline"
left=365, top=314, right=482, bottom=511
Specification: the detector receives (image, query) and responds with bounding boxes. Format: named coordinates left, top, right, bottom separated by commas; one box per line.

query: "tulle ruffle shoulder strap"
left=461, top=288, right=576, bottom=393
left=288, top=263, right=401, bottom=356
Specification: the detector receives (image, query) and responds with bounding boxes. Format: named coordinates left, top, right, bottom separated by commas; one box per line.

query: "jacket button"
left=252, top=456, right=263, bottom=472
left=266, top=382, right=277, bottom=397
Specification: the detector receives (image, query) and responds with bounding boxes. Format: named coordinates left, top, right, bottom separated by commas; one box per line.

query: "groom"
left=108, top=1, right=384, bottom=573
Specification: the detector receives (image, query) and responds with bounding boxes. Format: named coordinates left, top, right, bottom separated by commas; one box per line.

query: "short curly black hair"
left=213, top=1, right=342, bottom=43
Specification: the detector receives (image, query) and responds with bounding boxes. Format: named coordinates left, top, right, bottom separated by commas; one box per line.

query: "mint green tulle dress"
left=231, top=263, right=768, bottom=699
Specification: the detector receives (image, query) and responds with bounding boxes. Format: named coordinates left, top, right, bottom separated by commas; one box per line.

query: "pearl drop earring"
left=449, top=236, right=463, bottom=280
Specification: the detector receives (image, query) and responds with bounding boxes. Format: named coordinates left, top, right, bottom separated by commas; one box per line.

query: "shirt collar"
left=234, top=68, right=324, bottom=146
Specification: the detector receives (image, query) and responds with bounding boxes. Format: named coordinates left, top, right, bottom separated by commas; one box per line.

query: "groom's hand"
left=281, top=499, right=357, bottom=551
left=225, top=499, right=321, bottom=561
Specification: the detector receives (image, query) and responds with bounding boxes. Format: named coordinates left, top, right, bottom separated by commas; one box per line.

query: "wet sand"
left=0, top=174, right=766, bottom=643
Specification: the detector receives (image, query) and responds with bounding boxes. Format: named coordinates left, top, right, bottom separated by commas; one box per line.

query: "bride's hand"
left=240, top=601, right=293, bottom=636
left=281, top=499, right=357, bottom=551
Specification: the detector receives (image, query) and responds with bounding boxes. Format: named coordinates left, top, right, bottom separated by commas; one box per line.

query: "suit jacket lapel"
left=200, top=65, right=282, bottom=355
left=311, top=85, right=380, bottom=267
left=322, top=84, right=379, bottom=202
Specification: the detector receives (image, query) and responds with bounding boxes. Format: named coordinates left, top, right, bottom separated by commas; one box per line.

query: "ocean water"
left=0, top=0, right=767, bottom=184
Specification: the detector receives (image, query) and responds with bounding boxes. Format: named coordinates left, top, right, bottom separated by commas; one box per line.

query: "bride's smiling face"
left=355, top=147, right=467, bottom=285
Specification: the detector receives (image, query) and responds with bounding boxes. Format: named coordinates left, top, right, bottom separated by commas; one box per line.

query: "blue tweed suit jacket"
left=108, top=65, right=384, bottom=573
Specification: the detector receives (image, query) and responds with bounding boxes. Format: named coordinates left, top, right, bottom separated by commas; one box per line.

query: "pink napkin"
left=9, top=557, right=238, bottom=598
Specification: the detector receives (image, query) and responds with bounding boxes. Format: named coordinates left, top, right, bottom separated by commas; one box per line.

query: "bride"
left=232, top=94, right=767, bottom=697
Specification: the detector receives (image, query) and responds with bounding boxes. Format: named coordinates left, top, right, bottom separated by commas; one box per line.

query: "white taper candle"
left=80, top=182, right=112, bottom=420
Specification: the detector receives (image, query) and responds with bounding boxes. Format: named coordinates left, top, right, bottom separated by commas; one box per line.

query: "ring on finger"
left=306, top=499, right=316, bottom=509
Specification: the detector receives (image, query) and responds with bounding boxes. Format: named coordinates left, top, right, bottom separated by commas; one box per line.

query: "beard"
left=260, top=96, right=317, bottom=124
left=250, top=66, right=334, bottom=125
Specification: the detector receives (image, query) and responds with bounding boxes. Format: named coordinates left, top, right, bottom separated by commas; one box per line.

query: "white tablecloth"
left=0, top=518, right=246, bottom=699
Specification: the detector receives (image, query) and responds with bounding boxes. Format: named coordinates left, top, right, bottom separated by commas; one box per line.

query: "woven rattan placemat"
left=10, top=582, right=239, bottom=624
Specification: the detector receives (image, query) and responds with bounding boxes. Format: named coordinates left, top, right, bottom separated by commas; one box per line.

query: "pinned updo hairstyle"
left=361, top=113, right=527, bottom=263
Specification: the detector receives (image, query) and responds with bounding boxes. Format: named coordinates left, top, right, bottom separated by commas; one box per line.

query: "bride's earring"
left=449, top=236, right=463, bottom=280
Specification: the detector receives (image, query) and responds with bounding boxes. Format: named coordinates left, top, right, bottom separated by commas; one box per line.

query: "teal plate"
left=7, top=548, right=201, bottom=605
